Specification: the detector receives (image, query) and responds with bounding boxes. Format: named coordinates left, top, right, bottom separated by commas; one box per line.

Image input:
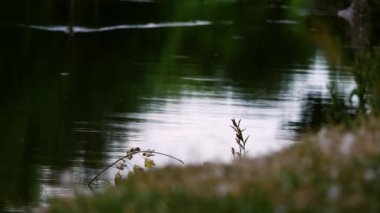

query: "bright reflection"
left=103, top=50, right=356, bottom=165
left=18, top=21, right=213, bottom=34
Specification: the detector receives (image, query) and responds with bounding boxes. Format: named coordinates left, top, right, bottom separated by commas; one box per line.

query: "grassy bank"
left=49, top=118, right=380, bottom=212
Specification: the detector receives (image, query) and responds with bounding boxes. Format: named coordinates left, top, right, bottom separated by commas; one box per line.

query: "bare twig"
left=88, top=150, right=184, bottom=189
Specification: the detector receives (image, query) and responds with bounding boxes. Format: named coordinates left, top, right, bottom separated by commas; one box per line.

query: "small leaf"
left=114, top=172, right=123, bottom=186
left=232, top=119, right=237, bottom=127
left=127, top=147, right=140, bottom=155
left=143, top=152, right=155, bottom=157
left=116, top=163, right=125, bottom=170
left=236, top=133, right=244, bottom=141
left=144, top=158, right=156, bottom=169
left=143, top=149, right=155, bottom=157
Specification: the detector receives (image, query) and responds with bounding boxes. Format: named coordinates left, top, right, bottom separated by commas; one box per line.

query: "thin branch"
left=88, top=150, right=184, bottom=189
left=142, top=151, right=184, bottom=164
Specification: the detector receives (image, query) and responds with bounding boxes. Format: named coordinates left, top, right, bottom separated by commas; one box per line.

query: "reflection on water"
left=102, top=50, right=355, bottom=166
left=17, top=21, right=214, bottom=35
left=0, top=1, right=360, bottom=211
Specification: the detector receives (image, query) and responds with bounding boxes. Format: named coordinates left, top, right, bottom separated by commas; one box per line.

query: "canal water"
left=0, top=0, right=358, bottom=211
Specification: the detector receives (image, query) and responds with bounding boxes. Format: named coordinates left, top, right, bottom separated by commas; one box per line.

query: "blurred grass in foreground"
left=49, top=118, right=380, bottom=212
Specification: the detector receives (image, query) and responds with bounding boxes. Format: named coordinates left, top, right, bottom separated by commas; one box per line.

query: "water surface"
left=0, top=1, right=358, bottom=211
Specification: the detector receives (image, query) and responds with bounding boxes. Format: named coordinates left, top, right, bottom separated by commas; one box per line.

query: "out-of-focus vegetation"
left=49, top=118, right=380, bottom=212
left=284, top=47, right=380, bottom=134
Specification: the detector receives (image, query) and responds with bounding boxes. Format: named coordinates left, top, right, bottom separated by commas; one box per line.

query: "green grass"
left=49, top=118, right=380, bottom=212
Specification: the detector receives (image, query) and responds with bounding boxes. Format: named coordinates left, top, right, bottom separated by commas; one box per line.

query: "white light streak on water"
left=19, top=21, right=213, bottom=34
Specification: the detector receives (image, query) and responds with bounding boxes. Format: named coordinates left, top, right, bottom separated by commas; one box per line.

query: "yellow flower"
left=144, top=158, right=156, bottom=169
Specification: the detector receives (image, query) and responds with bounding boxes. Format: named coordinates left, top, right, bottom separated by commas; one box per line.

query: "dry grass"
left=49, top=118, right=380, bottom=212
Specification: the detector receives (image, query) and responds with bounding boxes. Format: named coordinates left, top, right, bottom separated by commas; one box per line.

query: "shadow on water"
left=284, top=90, right=357, bottom=134
left=1, top=0, right=379, bottom=211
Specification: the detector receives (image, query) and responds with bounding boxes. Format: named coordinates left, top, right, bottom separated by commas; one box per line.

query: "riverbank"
left=48, top=118, right=380, bottom=212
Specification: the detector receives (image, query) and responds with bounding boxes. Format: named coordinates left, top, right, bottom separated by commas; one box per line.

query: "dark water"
left=0, top=0, right=359, bottom=211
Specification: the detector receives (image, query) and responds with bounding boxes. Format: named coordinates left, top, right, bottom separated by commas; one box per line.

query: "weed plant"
left=231, top=119, right=249, bottom=159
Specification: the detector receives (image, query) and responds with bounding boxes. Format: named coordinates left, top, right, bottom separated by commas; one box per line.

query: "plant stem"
left=88, top=150, right=184, bottom=189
